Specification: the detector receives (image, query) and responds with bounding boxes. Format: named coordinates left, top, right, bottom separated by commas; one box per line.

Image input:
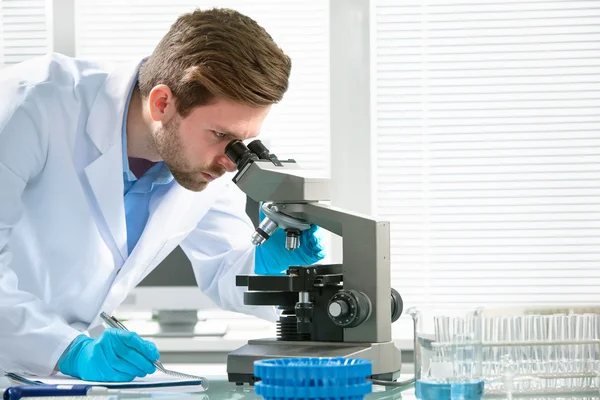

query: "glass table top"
left=2, top=374, right=599, bottom=399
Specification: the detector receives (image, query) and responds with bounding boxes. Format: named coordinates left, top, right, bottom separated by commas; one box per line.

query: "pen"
left=98, top=312, right=209, bottom=390
left=99, top=312, right=166, bottom=375
left=3, top=385, right=115, bottom=400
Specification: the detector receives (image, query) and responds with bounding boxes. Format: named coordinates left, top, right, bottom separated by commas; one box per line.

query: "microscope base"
left=226, top=338, right=402, bottom=385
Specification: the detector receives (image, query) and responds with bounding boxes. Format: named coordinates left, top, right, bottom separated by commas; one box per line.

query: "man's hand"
left=254, top=211, right=326, bottom=275
left=57, top=329, right=159, bottom=382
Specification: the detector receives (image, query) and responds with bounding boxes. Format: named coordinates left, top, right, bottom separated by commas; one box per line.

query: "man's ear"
left=147, top=84, right=177, bottom=122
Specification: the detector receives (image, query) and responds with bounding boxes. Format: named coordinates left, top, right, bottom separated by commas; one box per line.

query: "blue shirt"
left=122, top=77, right=174, bottom=255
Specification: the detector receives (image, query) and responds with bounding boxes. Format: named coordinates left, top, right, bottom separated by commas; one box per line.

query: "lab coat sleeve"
left=0, top=96, right=82, bottom=375
left=179, top=180, right=280, bottom=322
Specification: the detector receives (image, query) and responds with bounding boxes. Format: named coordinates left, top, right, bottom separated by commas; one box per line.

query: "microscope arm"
left=274, top=201, right=376, bottom=238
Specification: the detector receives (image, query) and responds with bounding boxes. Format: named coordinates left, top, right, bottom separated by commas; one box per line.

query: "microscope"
left=224, top=139, right=404, bottom=385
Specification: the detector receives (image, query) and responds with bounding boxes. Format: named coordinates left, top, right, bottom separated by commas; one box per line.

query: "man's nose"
left=217, top=154, right=238, bottom=173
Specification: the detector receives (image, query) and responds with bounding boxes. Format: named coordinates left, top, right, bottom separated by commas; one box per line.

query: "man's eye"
left=213, top=131, right=226, bottom=138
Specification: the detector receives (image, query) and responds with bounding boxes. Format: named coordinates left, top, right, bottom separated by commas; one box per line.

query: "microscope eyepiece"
left=225, top=140, right=258, bottom=171
left=247, top=139, right=283, bottom=166
left=247, top=140, right=271, bottom=160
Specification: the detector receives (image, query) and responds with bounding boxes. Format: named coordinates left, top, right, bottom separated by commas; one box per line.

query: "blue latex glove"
left=57, top=329, right=159, bottom=382
left=254, top=210, right=326, bottom=275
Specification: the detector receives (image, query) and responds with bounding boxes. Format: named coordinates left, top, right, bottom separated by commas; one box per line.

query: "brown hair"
left=138, top=8, right=291, bottom=116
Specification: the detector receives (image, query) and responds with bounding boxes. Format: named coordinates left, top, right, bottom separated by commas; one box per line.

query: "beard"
left=150, top=116, right=224, bottom=192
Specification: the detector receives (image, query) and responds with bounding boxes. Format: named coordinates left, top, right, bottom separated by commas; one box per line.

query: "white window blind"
left=74, top=0, right=330, bottom=173
left=373, top=0, right=600, bottom=312
left=0, top=0, right=51, bottom=67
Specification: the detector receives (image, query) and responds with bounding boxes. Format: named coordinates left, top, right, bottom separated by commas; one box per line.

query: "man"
left=0, top=8, right=324, bottom=381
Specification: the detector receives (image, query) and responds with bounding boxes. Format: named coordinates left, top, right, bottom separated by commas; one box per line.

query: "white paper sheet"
left=8, top=371, right=207, bottom=392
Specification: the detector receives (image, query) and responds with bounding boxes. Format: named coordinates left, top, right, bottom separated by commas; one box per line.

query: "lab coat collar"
left=84, top=58, right=147, bottom=262
left=86, top=58, right=146, bottom=153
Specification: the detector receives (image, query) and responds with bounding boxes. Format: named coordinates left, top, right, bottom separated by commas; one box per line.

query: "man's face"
left=150, top=98, right=271, bottom=192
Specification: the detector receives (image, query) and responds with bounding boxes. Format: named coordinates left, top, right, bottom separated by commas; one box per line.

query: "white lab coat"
left=0, top=53, right=277, bottom=376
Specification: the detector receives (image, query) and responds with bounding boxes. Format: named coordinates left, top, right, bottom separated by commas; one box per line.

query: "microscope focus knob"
left=391, top=288, right=403, bottom=323
left=328, top=300, right=348, bottom=317
left=327, top=290, right=371, bottom=328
